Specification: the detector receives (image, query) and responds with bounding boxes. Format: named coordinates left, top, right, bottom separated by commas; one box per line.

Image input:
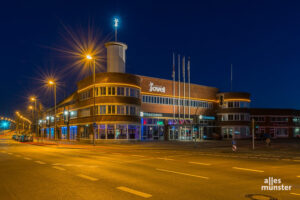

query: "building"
left=38, top=41, right=300, bottom=141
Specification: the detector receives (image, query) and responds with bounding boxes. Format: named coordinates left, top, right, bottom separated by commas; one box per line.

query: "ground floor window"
left=70, top=126, right=77, bottom=140
left=294, top=127, right=300, bottom=138
left=142, top=125, right=164, bottom=140
left=222, top=126, right=250, bottom=139
left=116, top=124, right=127, bottom=139
left=61, top=127, right=67, bottom=139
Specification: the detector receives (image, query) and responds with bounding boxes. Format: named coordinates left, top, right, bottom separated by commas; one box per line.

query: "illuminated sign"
left=149, top=82, right=165, bottom=93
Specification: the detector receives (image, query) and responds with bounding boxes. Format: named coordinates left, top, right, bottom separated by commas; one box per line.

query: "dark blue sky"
left=1, top=0, right=300, bottom=117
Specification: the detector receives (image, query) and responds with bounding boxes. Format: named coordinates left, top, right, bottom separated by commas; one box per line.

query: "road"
left=0, top=134, right=300, bottom=200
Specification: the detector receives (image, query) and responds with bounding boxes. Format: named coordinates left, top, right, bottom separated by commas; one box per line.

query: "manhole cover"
left=245, top=194, right=277, bottom=200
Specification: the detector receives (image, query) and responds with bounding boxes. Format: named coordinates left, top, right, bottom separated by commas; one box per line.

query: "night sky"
left=1, top=0, right=300, bottom=117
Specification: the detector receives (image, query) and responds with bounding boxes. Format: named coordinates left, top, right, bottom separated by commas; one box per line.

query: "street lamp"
left=48, top=80, right=57, bottom=140
left=30, top=96, right=38, bottom=137
left=86, top=54, right=96, bottom=145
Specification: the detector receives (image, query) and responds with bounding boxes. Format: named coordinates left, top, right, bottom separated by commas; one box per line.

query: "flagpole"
left=188, top=57, right=191, bottom=119
left=183, top=56, right=186, bottom=120
left=172, top=53, right=175, bottom=120
left=178, top=55, right=181, bottom=119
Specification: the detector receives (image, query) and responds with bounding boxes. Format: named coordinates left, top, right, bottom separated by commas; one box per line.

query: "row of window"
left=219, top=113, right=250, bottom=121
left=96, top=105, right=140, bottom=116
left=270, top=117, right=288, bottom=122
left=79, top=86, right=140, bottom=101
left=220, top=101, right=250, bottom=108
left=142, top=95, right=213, bottom=108
left=251, top=116, right=265, bottom=122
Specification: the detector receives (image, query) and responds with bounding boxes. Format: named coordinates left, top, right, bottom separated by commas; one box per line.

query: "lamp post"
left=86, top=54, right=96, bottom=145
left=30, top=97, right=38, bottom=137
left=28, top=105, right=33, bottom=133
left=48, top=80, right=57, bottom=140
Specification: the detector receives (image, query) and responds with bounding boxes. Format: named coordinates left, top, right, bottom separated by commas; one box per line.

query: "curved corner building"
left=38, top=40, right=254, bottom=141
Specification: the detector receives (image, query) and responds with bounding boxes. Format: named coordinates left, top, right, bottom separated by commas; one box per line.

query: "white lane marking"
left=293, top=160, right=300, bottom=162
left=35, top=161, right=46, bottom=165
left=297, top=176, right=300, bottom=178
left=77, top=174, right=98, bottom=181
left=52, top=166, right=66, bottom=171
left=189, top=161, right=211, bottom=166
left=290, top=193, right=300, bottom=196
left=232, top=167, right=264, bottom=173
left=132, top=155, right=145, bottom=158
left=157, top=157, right=174, bottom=161
left=7, top=153, right=12, bottom=155
left=117, top=186, right=152, bottom=198
left=282, top=159, right=292, bottom=161
left=156, top=168, right=209, bottom=180
left=0, top=151, right=6, bottom=153
left=24, top=157, right=32, bottom=160
left=52, top=163, right=61, bottom=166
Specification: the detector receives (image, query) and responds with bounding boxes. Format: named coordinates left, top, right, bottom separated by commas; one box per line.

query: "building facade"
left=38, top=41, right=300, bottom=141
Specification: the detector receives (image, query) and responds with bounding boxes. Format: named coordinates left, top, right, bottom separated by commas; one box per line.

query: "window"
left=117, top=105, right=125, bottom=114
left=234, top=114, right=239, bottom=121
left=100, top=87, right=106, bottom=96
left=234, top=102, right=240, bottom=108
left=126, top=106, right=129, bottom=115
left=79, top=90, right=90, bottom=100
left=228, top=102, right=233, bottom=108
left=228, top=115, right=233, bottom=121
left=108, top=87, right=115, bottom=95
left=129, top=88, right=135, bottom=97
left=107, top=105, right=115, bottom=114
left=117, top=87, right=125, bottom=96
left=130, top=106, right=136, bottom=115
left=240, top=114, right=244, bottom=121
left=98, top=105, right=106, bottom=114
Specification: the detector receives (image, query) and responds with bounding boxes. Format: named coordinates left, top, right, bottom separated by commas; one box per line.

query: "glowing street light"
left=86, top=54, right=92, bottom=60
left=86, top=54, right=96, bottom=145
left=48, top=80, right=55, bottom=85
left=47, top=79, right=57, bottom=140
left=30, top=96, right=38, bottom=136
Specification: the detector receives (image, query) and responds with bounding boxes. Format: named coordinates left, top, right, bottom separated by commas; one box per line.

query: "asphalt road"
left=0, top=135, right=299, bottom=200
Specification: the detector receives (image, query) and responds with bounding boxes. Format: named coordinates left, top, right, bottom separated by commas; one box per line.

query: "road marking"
left=35, top=161, right=46, bottom=165
left=293, top=160, right=300, bottom=162
left=157, top=157, right=174, bottom=161
left=15, top=155, right=21, bottom=157
left=52, top=163, right=61, bottom=166
left=132, top=155, right=145, bottom=158
left=189, top=161, right=211, bottom=166
left=24, top=157, right=32, bottom=160
left=156, top=168, right=209, bottom=179
left=0, top=151, right=6, bottom=153
left=290, top=193, right=300, bottom=196
left=232, top=167, right=264, bottom=173
left=297, top=176, right=300, bottom=178
left=77, top=174, right=98, bottom=181
left=116, top=186, right=152, bottom=198
left=52, top=166, right=66, bottom=171
left=7, top=153, right=12, bottom=155
left=282, top=159, right=292, bottom=161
